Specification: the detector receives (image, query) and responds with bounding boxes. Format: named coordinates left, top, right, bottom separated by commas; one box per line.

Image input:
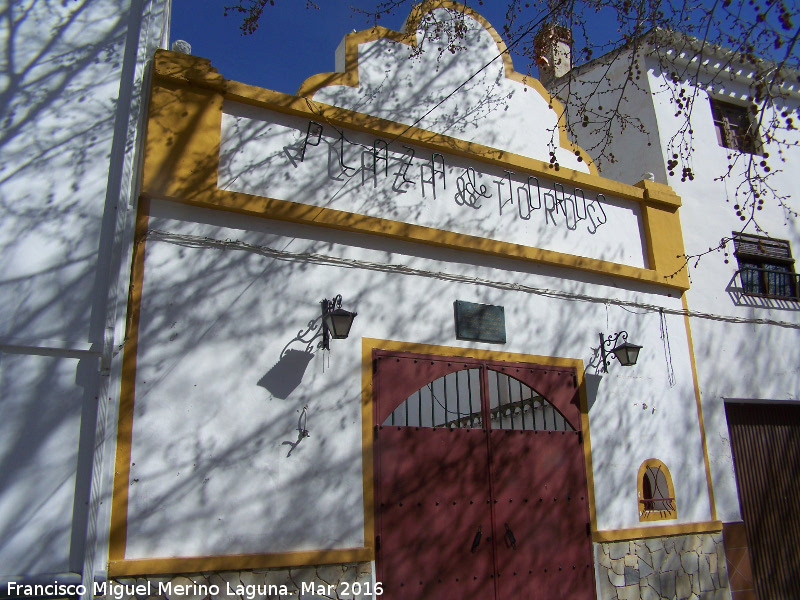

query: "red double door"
left=373, top=351, right=595, bottom=600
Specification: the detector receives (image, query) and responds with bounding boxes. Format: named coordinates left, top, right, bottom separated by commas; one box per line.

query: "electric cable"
left=300, top=5, right=560, bottom=155
left=145, top=228, right=800, bottom=331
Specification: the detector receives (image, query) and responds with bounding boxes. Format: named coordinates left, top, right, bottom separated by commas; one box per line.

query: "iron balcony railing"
left=735, top=266, right=800, bottom=300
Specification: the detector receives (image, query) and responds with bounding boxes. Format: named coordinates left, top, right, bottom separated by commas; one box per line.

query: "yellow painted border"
left=295, top=0, right=597, bottom=172
left=109, top=197, right=151, bottom=562
left=107, top=548, right=372, bottom=577
left=637, top=458, right=678, bottom=522
left=682, top=294, right=718, bottom=521
left=361, top=338, right=598, bottom=545
left=108, top=198, right=371, bottom=574
left=592, top=521, right=723, bottom=543
left=144, top=39, right=690, bottom=290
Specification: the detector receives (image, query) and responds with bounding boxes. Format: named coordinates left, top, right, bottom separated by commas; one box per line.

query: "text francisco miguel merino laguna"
left=2, top=579, right=343, bottom=599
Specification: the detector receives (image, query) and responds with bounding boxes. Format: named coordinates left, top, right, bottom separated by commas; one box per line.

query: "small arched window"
left=637, top=459, right=677, bottom=521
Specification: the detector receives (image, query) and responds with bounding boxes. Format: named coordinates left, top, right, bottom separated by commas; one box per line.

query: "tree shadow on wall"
left=0, top=0, right=167, bottom=579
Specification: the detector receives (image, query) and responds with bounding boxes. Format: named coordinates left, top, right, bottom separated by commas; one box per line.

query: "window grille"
left=638, top=459, right=677, bottom=521
left=382, top=368, right=573, bottom=431
left=487, top=369, right=573, bottom=431
left=733, top=232, right=797, bottom=299
left=383, top=368, right=483, bottom=429
left=710, top=99, right=759, bottom=154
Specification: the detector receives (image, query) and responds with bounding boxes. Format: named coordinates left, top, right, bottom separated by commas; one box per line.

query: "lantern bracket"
left=599, top=330, right=642, bottom=372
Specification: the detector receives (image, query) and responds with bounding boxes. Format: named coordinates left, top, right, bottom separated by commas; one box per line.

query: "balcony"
left=735, top=266, right=799, bottom=300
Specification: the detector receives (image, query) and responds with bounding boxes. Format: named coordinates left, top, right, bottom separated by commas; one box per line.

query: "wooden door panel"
left=726, top=402, right=800, bottom=599
left=490, top=429, right=595, bottom=600
left=375, top=426, right=495, bottom=600
left=373, top=352, right=595, bottom=600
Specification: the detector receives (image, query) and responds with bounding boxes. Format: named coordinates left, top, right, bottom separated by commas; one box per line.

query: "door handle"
left=504, top=523, right=517, bottom=550
left=470, top=526, right=482, bottom=553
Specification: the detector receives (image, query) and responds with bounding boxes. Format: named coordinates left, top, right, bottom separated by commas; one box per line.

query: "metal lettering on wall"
left=289, top=121, right=607, bottom=234
left=454, top=301, right=506, bottom=344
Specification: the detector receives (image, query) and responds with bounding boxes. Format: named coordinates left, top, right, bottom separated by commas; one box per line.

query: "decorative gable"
left=301, top=3, right=592, bottom=173
left=140, top=2, right=689, bottom=290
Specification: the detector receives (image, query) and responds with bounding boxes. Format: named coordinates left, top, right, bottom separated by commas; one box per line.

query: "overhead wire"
left=146, top=229, right=800, bottom=331
left=290, top=6, right=564, bottom=233
left=300, top=4, right=559, bottom=154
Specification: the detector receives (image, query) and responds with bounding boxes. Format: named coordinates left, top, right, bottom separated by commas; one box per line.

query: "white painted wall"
left=219, top=102, right=647, bottom=268
left=564, top=45, right=800, bottom=524
left=646, top=60, right=800, bottom=523
left=125, top=198, right=710, bottom=557
left=0, top=353, right=98, bottom=575
left=0, top=0, right=169, bottom=582
left=312, top=8, right=590, bottom=173
left=558, top=49, right=669, bottom=186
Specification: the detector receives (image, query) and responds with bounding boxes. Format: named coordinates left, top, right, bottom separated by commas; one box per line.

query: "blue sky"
left=169, top=2, right=793, bottom=96
left=169, top=2, right=540, bottom=95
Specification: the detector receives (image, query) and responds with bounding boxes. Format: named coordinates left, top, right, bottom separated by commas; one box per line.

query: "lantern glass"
left=612, top=342, right=642, bottom=367
left=325, top=308, right=357, bottom=339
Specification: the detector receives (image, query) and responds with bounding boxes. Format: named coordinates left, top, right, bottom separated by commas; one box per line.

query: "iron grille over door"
left=373, top=350, right=595, bottom=600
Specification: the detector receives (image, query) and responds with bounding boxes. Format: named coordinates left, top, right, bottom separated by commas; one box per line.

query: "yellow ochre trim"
left=593, top=521, right=723, bottom=543
left=635, top=180, right=689, bottom=285
left=107, top=548, right=372, bottom=577
left=295, top=0, right=597, bottom=172
left=147, top=49, right=690, bottom=290
left=637, top=458, right=678, bottom=522
left=152, top=187, right=686, bottom=289
left=108, top=198, right=374, bottom=573
left=361, top=338, right=599, bottom=537
left=681, top=294, right=718, bottom=521
left=361, top=341, right=376, bottom=561
left=363, top=338, right=586, bottom=370
left=109, top=197, right=151, bottom=562
left=143, top=77, right=224, bottom=205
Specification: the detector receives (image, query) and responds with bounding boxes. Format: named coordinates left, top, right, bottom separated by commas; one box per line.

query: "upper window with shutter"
left=733, top=232, right=797, bottom=299
left=710, top=99, right=759, bottom=154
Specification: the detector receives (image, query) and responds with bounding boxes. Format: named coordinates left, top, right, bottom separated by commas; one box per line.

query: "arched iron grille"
left=640, top=465, right=674, bottom=514
left=382, top=368, right=573, bottom=431
left=383, top=368, right=482, bottom=428
left=488, top=369, right=574, bottom=431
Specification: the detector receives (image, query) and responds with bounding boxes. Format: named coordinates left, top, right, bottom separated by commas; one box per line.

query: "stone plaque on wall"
left=454, top=301, right=506, bottom=344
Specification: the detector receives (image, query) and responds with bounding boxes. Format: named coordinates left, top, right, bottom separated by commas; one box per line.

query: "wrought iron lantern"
left=599, top=331, right=642, bottom=372
left=321, top=295, right=357, bottom=350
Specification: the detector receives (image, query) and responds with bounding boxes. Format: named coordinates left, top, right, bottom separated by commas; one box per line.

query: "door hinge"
left=586, top=522, right=592, bottom=537
left=373, top=358, right=378, bottom=373
left=578, top=430, right=583, bottom=444
left=376, top=535, right=381, bottom=552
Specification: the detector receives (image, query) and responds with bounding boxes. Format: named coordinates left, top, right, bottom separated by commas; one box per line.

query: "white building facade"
left=553, top=26, right=800, bottom=600
left=3, top=2, right=797, bottom=599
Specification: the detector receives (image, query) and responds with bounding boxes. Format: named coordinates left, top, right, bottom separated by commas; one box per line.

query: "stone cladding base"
left=595, top=532, right=731, bottom=600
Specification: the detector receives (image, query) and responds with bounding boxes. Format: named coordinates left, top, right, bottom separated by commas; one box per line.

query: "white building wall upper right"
left=645, top=55, right=800, bottom=522
left=550, top=48, right=668, bottom=186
